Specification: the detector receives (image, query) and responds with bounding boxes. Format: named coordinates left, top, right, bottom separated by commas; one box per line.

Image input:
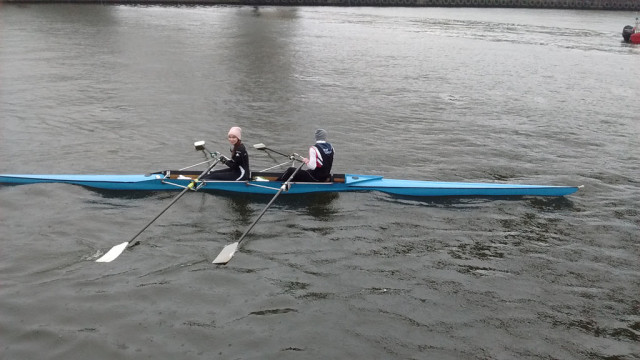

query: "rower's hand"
left=303, top=157, right=309, bottom=165
left=218, top=155, right=230, bottom=164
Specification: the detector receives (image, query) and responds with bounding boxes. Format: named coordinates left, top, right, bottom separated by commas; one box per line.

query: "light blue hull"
left=0, top=173, right=580, bottom=197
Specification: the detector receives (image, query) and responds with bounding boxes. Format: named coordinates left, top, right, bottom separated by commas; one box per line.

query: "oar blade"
left=253, top=143, right=267, bottom=150
left=95, top=242, right=129, bottom=263
left=212, top=242, right=239, bottom=265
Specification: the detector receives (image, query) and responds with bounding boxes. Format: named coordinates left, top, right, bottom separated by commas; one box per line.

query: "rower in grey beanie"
left=277, top=128, right=334, bottom=182
left=315, top=129, right=328, bottom=141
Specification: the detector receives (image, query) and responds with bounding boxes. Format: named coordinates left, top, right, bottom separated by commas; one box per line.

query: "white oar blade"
left=253, top=143, right=267, bottom=150
left=212, top=242, right=239, bottom=265
left=95, top=242, right=129, bottom=263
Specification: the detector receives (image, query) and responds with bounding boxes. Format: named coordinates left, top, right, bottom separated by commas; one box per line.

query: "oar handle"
left=289, top=153, right=304, bottom=162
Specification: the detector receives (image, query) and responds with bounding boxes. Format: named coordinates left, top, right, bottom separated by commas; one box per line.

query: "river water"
left=1, top=4, right=639, bottom=359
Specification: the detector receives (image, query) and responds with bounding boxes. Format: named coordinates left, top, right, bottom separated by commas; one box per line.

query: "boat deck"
left=165, top=170, right=347, bottom=183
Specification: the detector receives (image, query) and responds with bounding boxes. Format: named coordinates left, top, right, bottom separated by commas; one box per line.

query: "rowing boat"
left=1, top=141, right=580, bottom=197
left=0, top=170, right=579, bottom=197
left=1, top=141, right=581, bottom=264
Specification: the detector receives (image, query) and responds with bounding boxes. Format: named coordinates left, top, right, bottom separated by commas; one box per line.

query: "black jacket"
left=224, top=143, right=250, bottom=180
left=309, top=142, right=334, bottom=181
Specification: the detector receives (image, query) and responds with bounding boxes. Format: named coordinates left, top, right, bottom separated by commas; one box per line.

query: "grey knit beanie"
left=314, top=129, right=327, bottom=141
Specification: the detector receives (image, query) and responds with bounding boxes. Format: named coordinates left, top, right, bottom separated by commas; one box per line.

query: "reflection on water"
left=88, top=188, right=164, bottom=200
left=525, top=196, right=577, bottom=211
left=192, top=190, right=340, bottom=244
left=300, top=192, right=339, bottom=221
left=225, top=193, right=255, bottom=227
left=213, top=190, right=340, bottom=222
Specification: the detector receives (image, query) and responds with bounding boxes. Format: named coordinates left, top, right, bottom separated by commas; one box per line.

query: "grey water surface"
left=1, top=5, right=639, bottom=359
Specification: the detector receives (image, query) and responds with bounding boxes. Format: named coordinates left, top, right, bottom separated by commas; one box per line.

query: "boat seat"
left=250, top=173, right=280, bottom=182
left=247, top=172, right=345, bottom=183
left=331, top=174, right=345, bottom=183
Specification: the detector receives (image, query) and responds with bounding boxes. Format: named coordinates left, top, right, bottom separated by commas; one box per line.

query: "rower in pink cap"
left=204, top=126, right=251, bottom=181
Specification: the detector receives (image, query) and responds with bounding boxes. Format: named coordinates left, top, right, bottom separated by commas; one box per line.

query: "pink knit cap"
left=228, top=127, right=242, bottom=140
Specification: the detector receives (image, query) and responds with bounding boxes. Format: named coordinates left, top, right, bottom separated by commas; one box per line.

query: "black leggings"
left=277, top=167, right=328, bottom=182
left=203, top=168, right=247, bottom=181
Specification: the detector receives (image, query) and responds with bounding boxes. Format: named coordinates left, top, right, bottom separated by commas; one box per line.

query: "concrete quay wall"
left=4, top=0, right=640, bottom=10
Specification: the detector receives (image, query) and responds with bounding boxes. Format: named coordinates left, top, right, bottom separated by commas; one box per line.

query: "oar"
left=96, top=159, right=220, bottom=263
left=212, top=161, right=305, bottom=265
left=253, top=143, right=294, bottom=159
